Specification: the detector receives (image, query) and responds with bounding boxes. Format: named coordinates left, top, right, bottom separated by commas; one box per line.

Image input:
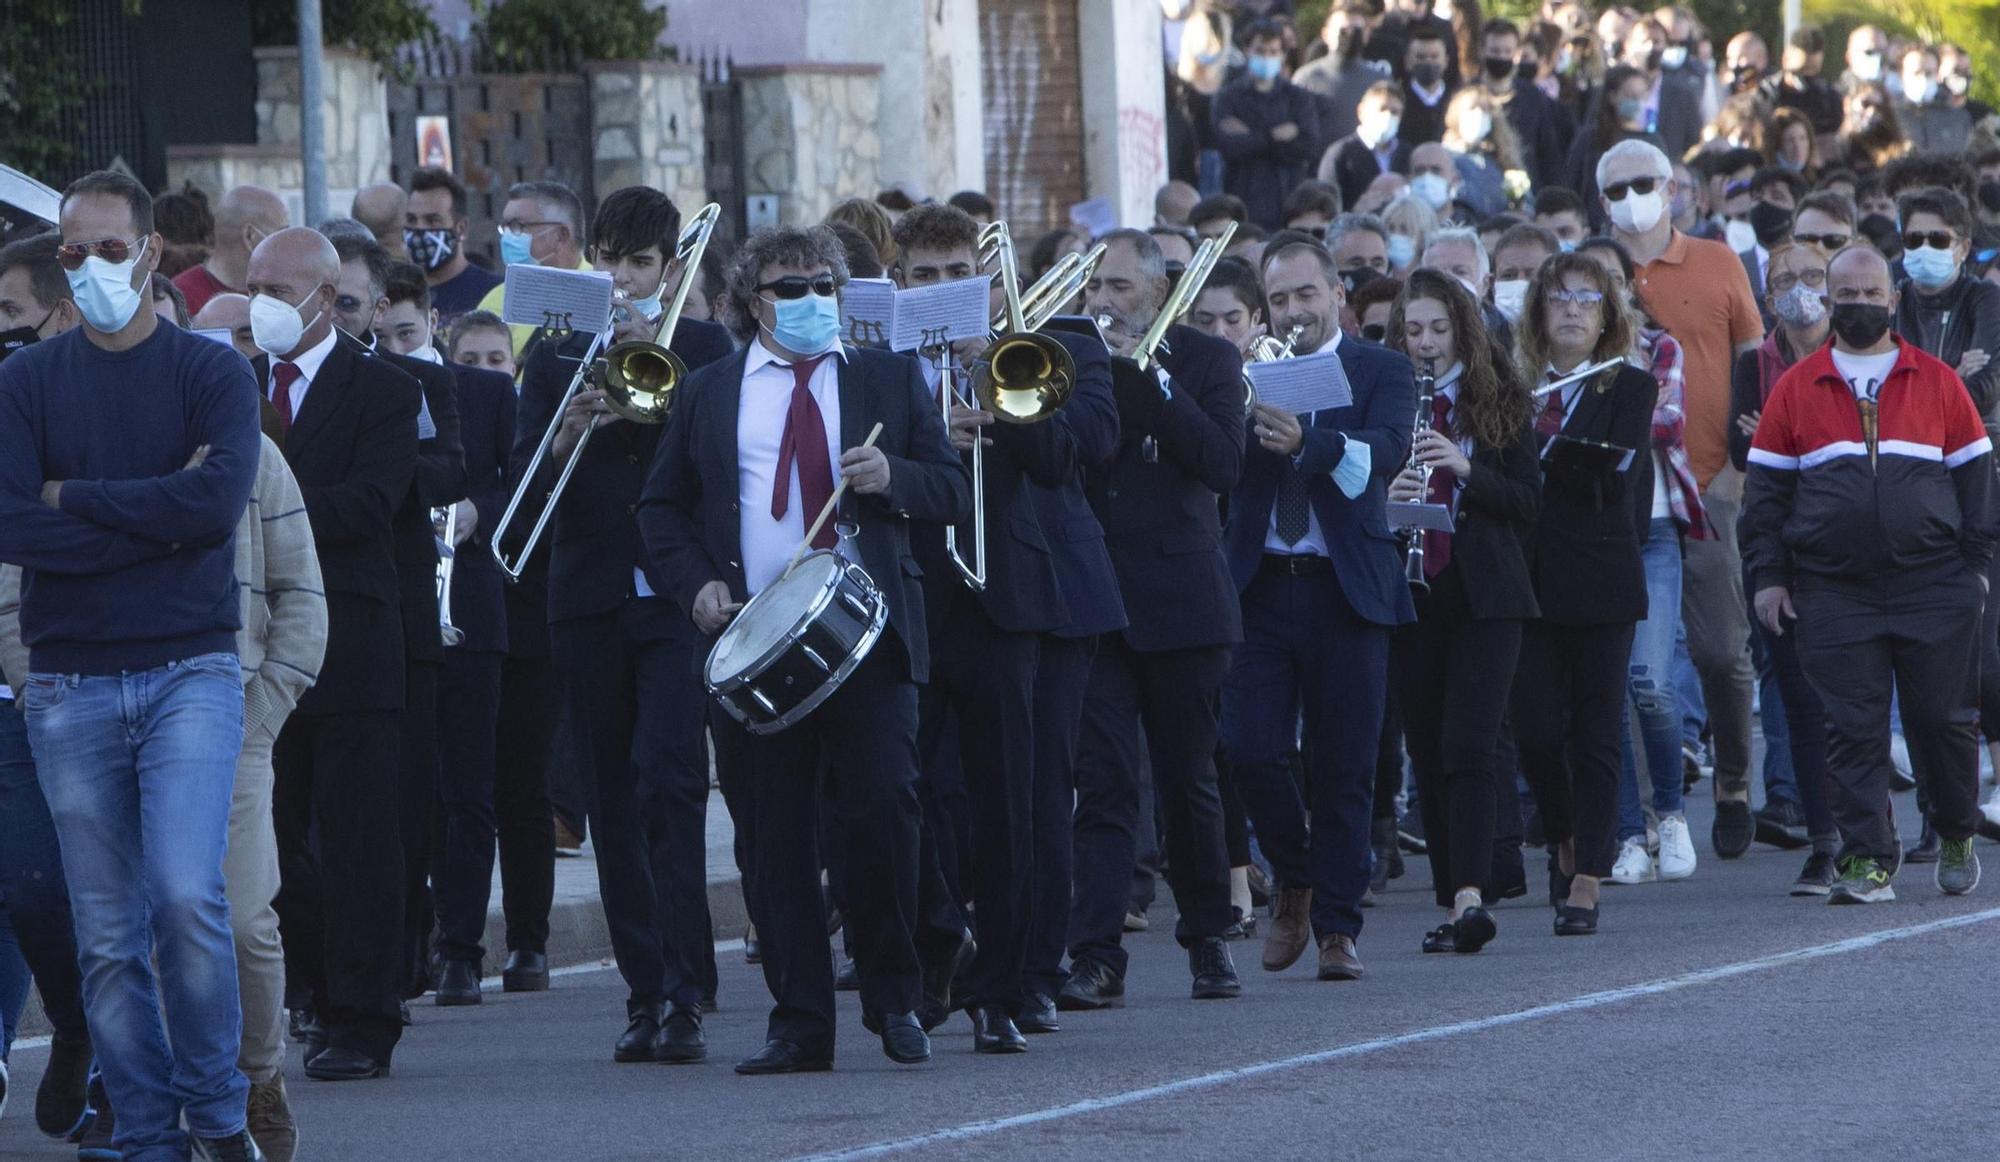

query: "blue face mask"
left=1247, top=55, right=1283, bottom=83
left=769, top=293, right=843, bottom=355
left=499, top=230, right=536, bottom=267
left=65, top=238, right=149, bottom=334
left=1903, top=244, right=1958, bottom=289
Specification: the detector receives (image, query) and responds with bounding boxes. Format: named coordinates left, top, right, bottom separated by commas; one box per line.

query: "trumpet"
left=1402, top=357, right=1438, bottom=595
left=435, top=503, right=464, bottom=647
left=490, top=203, right=720, bottom=581
left=1244, top=323, right=1304, bottom=409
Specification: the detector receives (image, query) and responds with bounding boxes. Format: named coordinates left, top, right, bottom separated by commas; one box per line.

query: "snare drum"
left=704, top=550, right=888, bottom=735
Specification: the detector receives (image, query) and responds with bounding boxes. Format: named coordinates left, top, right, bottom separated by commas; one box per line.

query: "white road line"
left=798, top=906, right=2000, bottom=1161
left=2, top=940, right=744, bottom=1056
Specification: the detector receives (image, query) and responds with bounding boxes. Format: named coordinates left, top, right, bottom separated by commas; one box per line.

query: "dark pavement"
left=6, top=788, right=2000, bottom=1160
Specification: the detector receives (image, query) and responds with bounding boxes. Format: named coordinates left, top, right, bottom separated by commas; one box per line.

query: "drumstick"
left=785, top=422, right=884, bottom=577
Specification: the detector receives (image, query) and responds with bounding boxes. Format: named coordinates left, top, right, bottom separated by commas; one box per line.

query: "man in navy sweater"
left=0, top=171, right=263, bottom=1161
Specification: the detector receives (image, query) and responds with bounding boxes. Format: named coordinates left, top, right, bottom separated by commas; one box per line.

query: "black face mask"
left=1360, top=323, right=1387, bottom=342
left=1410, top=61, right=1444, bottom=88
left=1483, top=56, right=1514, bottom=81
left=1749, top=200, right=1793, bottom=246
left=0, top=308, right=53, bottom=364
left=1830, top=302, right=1894, bottom=349
left=1339, top=269, right=1370, bottom=293
left=1979, top=182, right=2000, bottom=215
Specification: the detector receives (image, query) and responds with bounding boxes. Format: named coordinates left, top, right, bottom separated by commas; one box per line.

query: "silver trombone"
left=489, top=203, right=720, bottom=581
left=434, top=503, right=464, bottom=647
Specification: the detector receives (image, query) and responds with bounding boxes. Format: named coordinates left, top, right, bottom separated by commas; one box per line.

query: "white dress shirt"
left=1263, top=329, right=1372, bottom=555
left=266, top=327, right=339, bottom=417
left=739, top=339, right=855, bottom=598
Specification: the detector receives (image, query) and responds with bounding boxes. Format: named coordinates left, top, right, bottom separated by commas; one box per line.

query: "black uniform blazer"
left=366, top=339, right=468, bottom=666
left=446, top=362, right=518, bottom=654
left=509, top=318, right=734, bottom=626
left=1445, top=417, right=1543, bottom=622
left=1523, top=362, right=1654, bottom=625
left=1091, top=324, right=1246, bottom=651
left=638, top=343, right=972, bottom=685
left=258, top=337, right=420, bottom=713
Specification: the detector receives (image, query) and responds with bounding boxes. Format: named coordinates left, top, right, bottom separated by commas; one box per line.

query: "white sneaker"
left=1609, top=837, right=1655, bottom=885
left=1981, top=791, right=2000, bottom=830
left=1658, top=815, right=1697, bottom=880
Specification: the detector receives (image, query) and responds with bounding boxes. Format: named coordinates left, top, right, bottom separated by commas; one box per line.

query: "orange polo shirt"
left=1635, top=230, right=1765, bottom=490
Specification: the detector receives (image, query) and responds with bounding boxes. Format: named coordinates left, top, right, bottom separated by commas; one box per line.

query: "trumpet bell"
left=594, top=340, right=682, bottom=424
left=975, top=331, right=1074, bottom=423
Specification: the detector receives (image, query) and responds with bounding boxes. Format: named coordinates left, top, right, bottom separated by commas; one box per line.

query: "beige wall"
left=590, top=61, right=707, bottom=213
left=739, top=65, right=883, bottom=226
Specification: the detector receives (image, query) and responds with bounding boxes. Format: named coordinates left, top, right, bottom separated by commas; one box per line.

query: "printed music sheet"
left=839, top=278, right=898, bottom=346
left=501, top=265, right=616, bottom=334
left=1246, top=349, right=1353, bottom=413
left=1386, top=501, right=1454, bottom=532
left=840, top=277, right=991, bottom=352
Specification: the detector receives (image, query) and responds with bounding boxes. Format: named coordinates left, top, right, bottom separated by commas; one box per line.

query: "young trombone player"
left=1060, top=227, right=1248, bottom=1007
left=504, top=187, right=730, bottom=1063
left=1384, top=269, right=1540, bottom=955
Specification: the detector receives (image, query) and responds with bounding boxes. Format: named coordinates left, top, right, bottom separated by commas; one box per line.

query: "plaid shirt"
left=1641, top=325, right=1713, bottom=541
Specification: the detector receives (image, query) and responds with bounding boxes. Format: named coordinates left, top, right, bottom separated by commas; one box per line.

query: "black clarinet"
left=1403, top=358, right=1437, bottom=594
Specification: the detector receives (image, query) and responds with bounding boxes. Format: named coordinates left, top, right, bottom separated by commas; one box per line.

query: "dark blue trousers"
left=0, top=699, right=87, bottom=1048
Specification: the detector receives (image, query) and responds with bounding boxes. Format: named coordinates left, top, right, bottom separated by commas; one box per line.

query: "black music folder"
left=1540, top=434, right=1636, bottom=473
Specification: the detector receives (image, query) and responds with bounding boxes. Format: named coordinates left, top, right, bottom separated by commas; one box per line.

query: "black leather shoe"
left=1452, top=906, right=1496, bottom=954
left=834, top=958, right=860, bottom=991
left=435, top=959, right=481, bottom=1006
left=35, top=1031, right=92, bottom=1137
left=878, top=1012, right=931, bottom=1064
left=502, top=949, right=550, bottom=992
left=1712, top=800, right=1754, bottom=859
left=971, top=1005, right=1028, bottom=1054
left=1057, top=960, right=1125, bottom=1010
left=1189, top=937, right=1242, bottom=999
left=1421, top=923, right=1457, bottom=953
left=1547, top=852, right=1574, bottom=909
left=734, top=1039, right=833, bottom=1075
left=919, top=929, right=975, bottom=1031
left=614, top=1007, right=662, bottom=1063
left=652, top=1004, right=706, bottom=1063
left=1015, top=992, right=1060, bottom=1033
left=1553, top=904, right=1599, bottom=936
left=303, top=1047, right=387, bottom=1081
left=743, top=924, right=761, bottom=965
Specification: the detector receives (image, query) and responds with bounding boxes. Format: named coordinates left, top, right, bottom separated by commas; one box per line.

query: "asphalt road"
left=7, top=789, right=2000, bottom=1160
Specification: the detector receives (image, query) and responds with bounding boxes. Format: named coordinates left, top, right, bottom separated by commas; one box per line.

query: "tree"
left=1806, top=0, right=2000, bottom=107
left=473, top=0, right=669, bottom=72
left=250, top=0, right=437, bottom=74
left=0, top=0, right=94, bottom=178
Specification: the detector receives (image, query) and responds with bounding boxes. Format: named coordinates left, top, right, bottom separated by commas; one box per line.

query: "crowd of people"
left=1, top=4, right=1999, bottom=1162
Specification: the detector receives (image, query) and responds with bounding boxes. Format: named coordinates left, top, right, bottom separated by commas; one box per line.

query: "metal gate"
left=697, top=50, right=747, bottom=246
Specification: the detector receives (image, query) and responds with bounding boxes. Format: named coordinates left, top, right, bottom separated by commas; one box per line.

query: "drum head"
left=707, top=552, right=841, bottom=682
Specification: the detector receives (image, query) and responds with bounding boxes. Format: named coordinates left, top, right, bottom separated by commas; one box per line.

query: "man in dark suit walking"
left=1222, top=237, right=1415, bottom=983
left=1062, top=229, right=1247, bottom=1009
left=512, top=187, right=733, bottom=1064
left=248, top=228, right=420, bottom=1081
left=639, top=223, right=972, bottom=1073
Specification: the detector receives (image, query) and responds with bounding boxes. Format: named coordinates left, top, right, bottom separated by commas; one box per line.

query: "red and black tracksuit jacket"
left=1741, top=339, right=1997, bottom=591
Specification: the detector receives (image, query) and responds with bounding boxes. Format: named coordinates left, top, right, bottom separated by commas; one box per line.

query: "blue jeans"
left=1749, top=583, right=1800, bottom=807
left=1674, top=618, right=1706, bottom=749
left=0, top=696, right=88, bottom=1062
left=21, top=654, right=248, bottom=1160
left=1619, top=519, right=1688, bottom=840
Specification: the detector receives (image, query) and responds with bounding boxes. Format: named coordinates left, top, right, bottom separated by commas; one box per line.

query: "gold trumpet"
left=1244, top=323, right=1305, bottom=409
left=490, top=202, right=720, bottom=581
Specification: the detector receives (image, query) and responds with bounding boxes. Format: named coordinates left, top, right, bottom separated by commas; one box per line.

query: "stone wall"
left=166, top=145, right=302, bottom=202
left=738, top=64, right=881, bottom=227
left=253, top=47, right=392, bottom=191
left=588, top=61, right=706, bottom=213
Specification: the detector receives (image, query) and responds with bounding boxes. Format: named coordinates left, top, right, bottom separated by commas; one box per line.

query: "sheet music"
left=1386, top=501, right=1455, bottom=532
left=839, top=278, right=897, bottom=346
left=501, top=265, right=616, bottom=334
left=890, top=277, right=992, bottom=352
left=1246, top=349, right=1353, bottom=414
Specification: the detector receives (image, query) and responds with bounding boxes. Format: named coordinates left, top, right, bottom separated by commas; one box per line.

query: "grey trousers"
left=227, top=724, right=286, bottom=1083
left=1682, top=468, right=1756, bottom=798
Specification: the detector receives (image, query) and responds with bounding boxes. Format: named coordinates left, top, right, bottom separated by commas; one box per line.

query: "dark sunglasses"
left=755, top=274, right=838, bottom=300
left=1603, top=177, right=1659, bottom=202
left=1793, top=233, right=1850, bottom=250
left=56, top=236, right=142, bottom=270
left=1902, top=230, right=1956, bottom=251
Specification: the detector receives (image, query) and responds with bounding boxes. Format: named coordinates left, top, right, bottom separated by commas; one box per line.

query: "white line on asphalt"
left=4, top=939, right=748, bottom=1056
left=798, top=906, right=2000, bottom=1161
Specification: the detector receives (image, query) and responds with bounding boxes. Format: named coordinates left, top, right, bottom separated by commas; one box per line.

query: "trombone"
left=1119, top=220, right=1236, bottom=374
left=490, top=202, right=721, bottom=581
left=435, top=503, right=464, bottom=647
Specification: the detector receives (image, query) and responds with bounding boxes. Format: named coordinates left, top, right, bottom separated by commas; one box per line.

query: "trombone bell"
left=976, top=331, right=1075, bottom=423
left=594, top=340, right=683, bottom=424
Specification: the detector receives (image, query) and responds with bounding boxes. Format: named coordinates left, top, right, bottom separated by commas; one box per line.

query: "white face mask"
left=1852, top=52, right=1881, bottom=82
left=1459, top=108, right=1493, bottom=144
left=1723, top=218, right=1756, bottom=253
left=1493, top=278, right=1530, bottom=322
left=249, top=287, right=324, bottom=357
left=1411, top=172, right=1452, bottom=210
left=1608, top=189, right=1665, bottom=233
left=1361, top=110, right=1401, bottom=146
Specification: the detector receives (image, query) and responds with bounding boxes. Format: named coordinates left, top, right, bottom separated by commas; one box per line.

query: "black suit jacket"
left=1325, top=134, right=1412, bottom=215
left=445, top=362, right=518, bottom=654
left=365, top=340, right=467, bottom=667
left=1092, top=324, right=1245, bottom=652
left=1026, top=330, right=1125, bottom=638
left=510, top=318, right=734, bottom=626
left=259, top=337, right=421, bottom=714
left=638, top=343, right=973, bottom=685
left=1524, top=363, right=1654, bottom=626
left=1442, top=416, right=1542, bottom=622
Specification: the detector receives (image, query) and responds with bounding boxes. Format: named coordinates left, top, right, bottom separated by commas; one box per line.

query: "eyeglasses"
left=1546, top=288, right=1605, bottom=307
left=1903, top=230, right=1957, bottom=251
left=1602, top=177, right=1660, bottom=202
left=755, top=274, right=838, bottom=300
left=1792, top=233, right=1849, bottom=250
left=1767, top=269, right=1827, bottom=293
left=56, top=236, right=142, bottom=270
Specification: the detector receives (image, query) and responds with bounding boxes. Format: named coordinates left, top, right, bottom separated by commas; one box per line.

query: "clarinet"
left=1403, top=358, right=1437, bottom=595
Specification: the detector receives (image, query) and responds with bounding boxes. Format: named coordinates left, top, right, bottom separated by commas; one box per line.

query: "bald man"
left=175, top=184, right=288, bottom=316
left=193, top=292, right=259, bottom=363
left=1742, top=245, right=1997, bottom=905
left=245, top=226, right=422, bottom=1081
left=351, top=183, right=409, bottom=260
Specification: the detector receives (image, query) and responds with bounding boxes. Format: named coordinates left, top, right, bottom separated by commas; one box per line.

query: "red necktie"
left=1534, top=377, right=1568, bottom=439
left=272, top=361, right=302, bottom=432
left=1423, top=392, right=1454, bottom=579
left=772, top=355, right=837, bottom=550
